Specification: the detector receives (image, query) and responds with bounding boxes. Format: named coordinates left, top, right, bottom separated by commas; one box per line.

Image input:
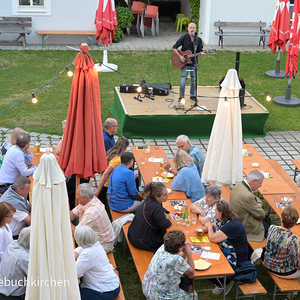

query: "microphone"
left=191, top=30, right=194, bottom=36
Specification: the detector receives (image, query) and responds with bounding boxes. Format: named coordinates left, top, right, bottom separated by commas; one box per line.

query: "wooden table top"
left=243, top=144, right=295, bottom=195
left=163, top=199, right=235, bottom=280
left=132, top=145, right=187, bottom=200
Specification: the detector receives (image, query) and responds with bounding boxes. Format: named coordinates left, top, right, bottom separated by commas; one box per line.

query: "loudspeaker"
left=219, top=77, right=246, bottom=109
left=120, top=84, right=140, bottom=93
left=147, top=83, right=172, bottom=96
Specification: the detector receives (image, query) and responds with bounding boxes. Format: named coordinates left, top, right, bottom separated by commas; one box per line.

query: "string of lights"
left=0, top=50, right=299, bottom=115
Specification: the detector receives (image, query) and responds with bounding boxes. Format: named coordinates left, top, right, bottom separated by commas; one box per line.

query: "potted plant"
left=113, top=25, right=124, bottom=43
left=116, top=6, right=134, bottom=30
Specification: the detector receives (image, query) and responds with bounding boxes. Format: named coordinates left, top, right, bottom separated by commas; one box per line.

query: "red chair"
left=129, top=1, right=146, bottom=36
left=140, top=5, right=159, bottom=38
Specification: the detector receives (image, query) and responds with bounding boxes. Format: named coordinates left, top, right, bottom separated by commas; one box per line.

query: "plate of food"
left=194, top=259, right=211, bottom=270
left=167, top=173, right=174, bottom=179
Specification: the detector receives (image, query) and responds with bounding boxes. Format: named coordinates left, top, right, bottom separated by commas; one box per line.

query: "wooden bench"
left=235, top=279, right=267, bottom=300
left=0, top=17, right=32, bottom=48
left=291, top=159, right=300, bottom=181
left=122, top=222, right=153, bottom=282
left=249, top=239, right=300, bottom=300
left=35, top=30, right=97, bottom=48
left=214, top=21, right=268, bottom=49
left=107, top=251, right=126, bottom=300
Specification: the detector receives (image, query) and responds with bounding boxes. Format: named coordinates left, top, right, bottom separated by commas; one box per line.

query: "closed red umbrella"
left=95, top=0, right=118, bottom=46
left=59, top=43, right=107, bottom=179
left=285, top=0, right=300, bottom=79
left=268, top=0, right=291, bottom=54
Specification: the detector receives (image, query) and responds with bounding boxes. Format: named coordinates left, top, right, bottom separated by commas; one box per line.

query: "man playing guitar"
left=172, top=23, right=206, bottom=101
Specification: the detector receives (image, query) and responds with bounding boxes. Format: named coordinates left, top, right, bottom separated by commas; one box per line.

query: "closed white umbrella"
left=202, top=69, right=243, bottom=186
left=25, top=153, right=80, bottom=300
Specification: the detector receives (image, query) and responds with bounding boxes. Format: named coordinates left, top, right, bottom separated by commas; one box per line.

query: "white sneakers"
left=211, top=280, right=235, bottom=296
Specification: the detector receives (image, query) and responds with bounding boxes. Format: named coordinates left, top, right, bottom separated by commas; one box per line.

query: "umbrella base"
left=274, top=96, right=300, bottom=107
left=265, top=70, right=286, bottom=79
left=96, top=63, right=118, bottom=72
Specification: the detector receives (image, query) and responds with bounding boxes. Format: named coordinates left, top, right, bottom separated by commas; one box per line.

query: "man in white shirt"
left=0, top=176, right=31, bottom=239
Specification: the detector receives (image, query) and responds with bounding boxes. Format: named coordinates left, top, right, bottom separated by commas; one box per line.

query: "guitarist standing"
left=172, top=23, right=206, bottom=101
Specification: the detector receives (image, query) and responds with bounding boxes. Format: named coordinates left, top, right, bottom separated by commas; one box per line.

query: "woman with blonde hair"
left=0, top=202, right=16, bottom=262
left=171, top=149, right=205, bottom=202
left=94, top=137, right=129, bottom=207
left=1, top=127, right=25, bottom=155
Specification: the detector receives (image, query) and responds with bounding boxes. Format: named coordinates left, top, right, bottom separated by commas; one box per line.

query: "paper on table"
left=200, top=252, right=221, bottom=260
left=190, top=236, right=210, bottom=243
left=148, top=158, right=161, bottom=163
left=152, top=177, right=169, bottom=183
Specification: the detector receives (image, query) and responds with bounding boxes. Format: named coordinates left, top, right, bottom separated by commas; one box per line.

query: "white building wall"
left=0, top=0, right=99, bottom=45
left=199, top=0, right=277, bottom=45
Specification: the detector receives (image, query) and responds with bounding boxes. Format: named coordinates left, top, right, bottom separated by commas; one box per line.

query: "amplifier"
left=120, top=84, right=140, bottom=93
left=147, top=83, right=172, bottom=96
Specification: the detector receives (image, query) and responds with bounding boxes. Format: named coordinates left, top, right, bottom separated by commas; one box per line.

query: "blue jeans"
left=180, top=65, right=196, bottom=98
left=80, top=286, right=120, bottom=300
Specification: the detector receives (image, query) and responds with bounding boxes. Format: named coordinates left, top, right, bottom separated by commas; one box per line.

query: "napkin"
left=201, top=252, right=221, bottom=260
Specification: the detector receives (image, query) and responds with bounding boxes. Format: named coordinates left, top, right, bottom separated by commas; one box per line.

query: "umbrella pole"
left=274, top=78, right=300, bottom=107
left=265, top=47, right=285, bottom=78
left=75, top=176, right=80, bottom=207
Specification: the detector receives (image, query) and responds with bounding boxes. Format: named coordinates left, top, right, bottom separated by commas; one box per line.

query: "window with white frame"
left=12, top=0, right=51, bottom=16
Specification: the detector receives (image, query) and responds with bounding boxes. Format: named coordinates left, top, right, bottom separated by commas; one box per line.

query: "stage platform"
left=109, top=86, right=269, bottom=139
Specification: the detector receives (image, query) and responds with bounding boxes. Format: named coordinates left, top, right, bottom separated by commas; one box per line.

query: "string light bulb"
left=224, top=97, right=229, bottom=107
left=66, top=67, right=73, bottom=77
left=266, top=92, right=272, bottom=102
left=32, top=94, right=37, bottom=104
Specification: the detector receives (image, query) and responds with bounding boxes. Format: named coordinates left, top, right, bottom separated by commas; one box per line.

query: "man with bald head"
left=103, top=118, right=118, bottom=152
left=172, top=22, right=206, bottom=101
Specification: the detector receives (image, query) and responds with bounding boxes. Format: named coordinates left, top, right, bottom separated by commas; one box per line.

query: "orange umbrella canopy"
left=59, top=43, right=107, bottom=179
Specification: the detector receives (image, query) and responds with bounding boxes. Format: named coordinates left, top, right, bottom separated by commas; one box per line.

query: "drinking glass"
left=191, top=213, right=197, bottom=224
left=204, top=242, right=211, bottom=260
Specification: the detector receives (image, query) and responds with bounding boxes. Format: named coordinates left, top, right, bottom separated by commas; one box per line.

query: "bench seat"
left=249, top=239, right=300, bottom=299
left=36, top=30, right=97, bottom=48
left=122, top=222, right=153, bottom=282
left=214, top=21, right=268, bottom=49
left=107, top=251, right=126, bottom=300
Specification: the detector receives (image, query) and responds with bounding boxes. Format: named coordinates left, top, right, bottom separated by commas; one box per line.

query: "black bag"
left=233, top=261, right=258, bottom=285
left=179, top=274, right=193, bottom=293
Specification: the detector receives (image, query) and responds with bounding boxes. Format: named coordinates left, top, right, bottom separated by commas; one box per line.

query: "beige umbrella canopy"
left=25, top=153, right=80, bottom=300
left=201, top=69, right=243, bottom=186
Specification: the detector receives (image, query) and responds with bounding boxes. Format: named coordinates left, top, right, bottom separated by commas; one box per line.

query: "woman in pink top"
left=0, top=202, right=16, bottom=262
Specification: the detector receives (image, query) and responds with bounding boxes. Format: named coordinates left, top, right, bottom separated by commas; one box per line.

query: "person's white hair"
left=247, top=170, right=264, bottom=181
left=78, top=183, right=94, bottom=200
left=17, top=227, right=31, bottom=250
left=176, top=134, right=190, bottom=144
left=75, top=225, right=98, bottom=248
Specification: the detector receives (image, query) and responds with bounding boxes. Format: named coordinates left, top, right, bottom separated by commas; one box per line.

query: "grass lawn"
left=1, top=49, right=300, bottom=135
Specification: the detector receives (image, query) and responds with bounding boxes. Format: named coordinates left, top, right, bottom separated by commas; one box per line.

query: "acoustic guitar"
left=171, top=50, right=205, bottom=69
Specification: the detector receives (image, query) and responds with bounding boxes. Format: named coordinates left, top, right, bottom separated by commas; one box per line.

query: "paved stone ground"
left=1, top=127, right=299, bottom=181
left=2, top=20, right=298, bottom=183
left=0, top=20, right=271, bottom=52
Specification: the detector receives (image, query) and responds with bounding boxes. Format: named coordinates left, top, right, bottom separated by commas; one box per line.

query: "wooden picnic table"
left=163, top=199, right=235, bottom=300
left=243, top=144, right=295, bottom=195
left=132, top=145, right=187, bottom=200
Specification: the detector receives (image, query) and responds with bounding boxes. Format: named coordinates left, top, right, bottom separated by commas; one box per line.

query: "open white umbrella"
left=25, top=153, right=80, bottom=300
left=201, top=69, right=243, bottom=186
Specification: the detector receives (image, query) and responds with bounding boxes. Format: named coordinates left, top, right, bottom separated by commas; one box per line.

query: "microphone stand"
left=185, top=32, right=211, bottom=114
